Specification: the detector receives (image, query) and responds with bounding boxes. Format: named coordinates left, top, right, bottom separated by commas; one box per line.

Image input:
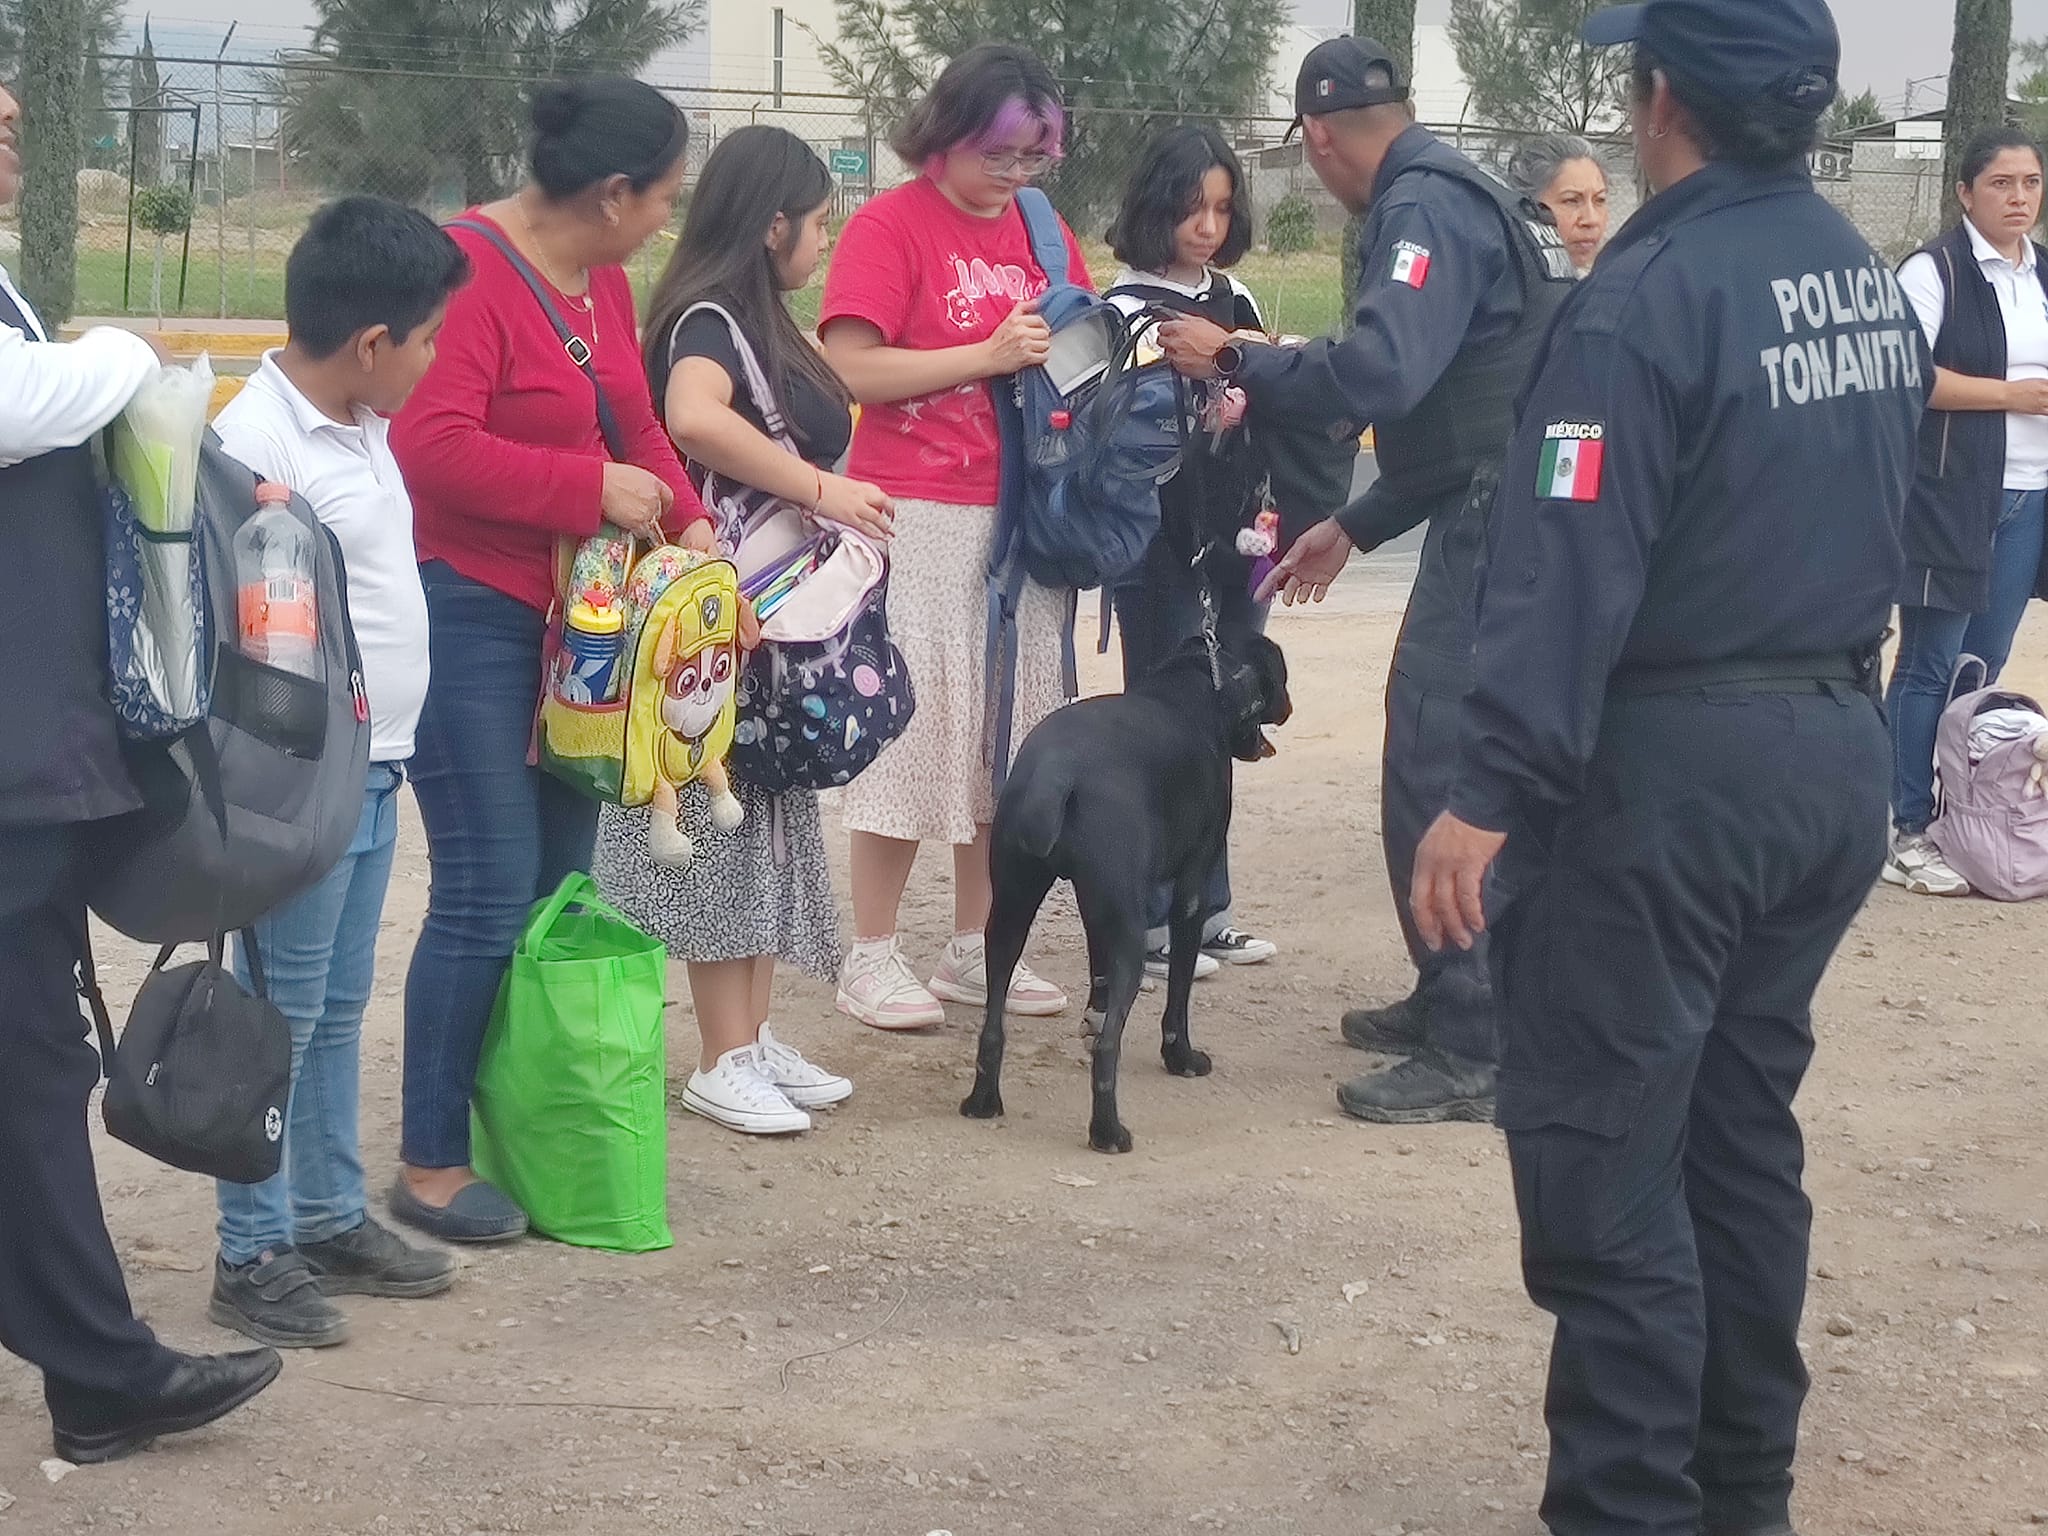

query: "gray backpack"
left=90, top=433, right=372, bottom=944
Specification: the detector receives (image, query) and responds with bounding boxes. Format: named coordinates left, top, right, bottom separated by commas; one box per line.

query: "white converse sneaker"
left=1142, top=945, right=1222, bottom=985
left=1881, top=832, right=1972, bottom=897
left=757, top=1024, right=853, bottom=1109
left=928, top=934, right=1069, bottom=1017
left=682, top=1046, right=812, bottom=1135
left=836, top=939, right=947, bottom=1031
left=1201, top=927, right=1278, bottom=966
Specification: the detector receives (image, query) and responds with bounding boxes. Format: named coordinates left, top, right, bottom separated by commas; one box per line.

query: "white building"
left=1264, top=22, right=1474, bottom=125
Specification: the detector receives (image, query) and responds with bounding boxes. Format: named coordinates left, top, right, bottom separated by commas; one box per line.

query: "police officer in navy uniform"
left=0, top=81, right=280, bottom=1463
left=1410, top=4, right=1925, bottom=1532
left=1160, top=36, right=1579, bottom=1125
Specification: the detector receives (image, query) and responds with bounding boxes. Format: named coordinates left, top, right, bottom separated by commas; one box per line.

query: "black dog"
left=961, top=633, right=1292, bottom=1152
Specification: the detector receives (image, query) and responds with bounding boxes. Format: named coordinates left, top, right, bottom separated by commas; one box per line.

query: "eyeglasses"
left=980, top=150, right=1055, bottom=178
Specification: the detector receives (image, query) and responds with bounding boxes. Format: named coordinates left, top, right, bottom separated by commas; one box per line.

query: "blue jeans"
left=1111, top=542, right=1269, bottom=947
left=402, top=564, right=597, bottom=1170
left=1887, top=487, right=2047, bottom=833
left=217, top=762, right=404, bottom=1264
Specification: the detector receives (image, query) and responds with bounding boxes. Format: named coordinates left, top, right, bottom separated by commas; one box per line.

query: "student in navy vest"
left=1887, top=127, right=2048, bottom=897
left=0, top=82, right=280, bottom=1462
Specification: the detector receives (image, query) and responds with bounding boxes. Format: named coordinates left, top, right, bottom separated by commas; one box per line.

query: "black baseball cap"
left=1582, top=0, right=1840, bottom=124
left=1289, top=36, right=1412, bottom=137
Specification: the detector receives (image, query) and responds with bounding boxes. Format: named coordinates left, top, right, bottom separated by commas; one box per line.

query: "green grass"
left=64, top=227, right=1348, bottom=342
left=74, top=242, right=287, bottom=320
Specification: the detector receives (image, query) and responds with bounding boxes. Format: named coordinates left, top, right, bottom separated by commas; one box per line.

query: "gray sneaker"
left=300, top=1216, right=458, bottom=1299
left=208, top=1249, right=349, bottom=1349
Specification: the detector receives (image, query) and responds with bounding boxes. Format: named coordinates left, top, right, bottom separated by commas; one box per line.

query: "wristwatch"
left=1215, top=340, right=1247, bottom=379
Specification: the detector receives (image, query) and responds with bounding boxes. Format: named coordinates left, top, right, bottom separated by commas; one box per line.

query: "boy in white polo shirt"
left=209, top=198, right=470, bottom=1349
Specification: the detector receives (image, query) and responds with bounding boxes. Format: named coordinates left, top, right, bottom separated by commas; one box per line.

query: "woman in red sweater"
left=389, top=78, right=712, bottom=1243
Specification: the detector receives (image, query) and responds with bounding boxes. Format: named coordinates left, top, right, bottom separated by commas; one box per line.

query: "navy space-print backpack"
left=676, top=303, right=915, bottom=794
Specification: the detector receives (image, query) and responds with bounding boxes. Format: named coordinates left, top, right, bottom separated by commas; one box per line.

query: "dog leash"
left=1190, top=539, right=1224, bottom=691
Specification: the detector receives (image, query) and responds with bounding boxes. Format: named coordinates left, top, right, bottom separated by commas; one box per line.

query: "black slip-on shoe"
left=387, top=1175, right=529, bottom=1244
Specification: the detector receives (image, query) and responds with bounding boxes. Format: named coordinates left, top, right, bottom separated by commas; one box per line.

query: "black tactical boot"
left=1339, top=992, right=1429, bottom=1053
left=1337, top=1051, right=1495, bottom=1124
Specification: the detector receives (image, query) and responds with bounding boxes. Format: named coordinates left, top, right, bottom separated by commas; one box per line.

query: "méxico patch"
left=1538, top=421, right=1604, bottom=501
left=1390, top=241, right=1431, bottom=289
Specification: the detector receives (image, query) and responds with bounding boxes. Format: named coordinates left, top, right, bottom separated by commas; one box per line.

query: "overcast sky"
left=129, top=0, right=2048, bottom=117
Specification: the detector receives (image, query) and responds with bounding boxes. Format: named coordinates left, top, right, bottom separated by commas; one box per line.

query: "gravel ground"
left=3, top=553, right=2044, bottom=1536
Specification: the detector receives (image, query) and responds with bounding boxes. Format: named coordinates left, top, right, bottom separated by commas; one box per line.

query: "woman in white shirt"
left=1886, top=128, right=2048, bottom=897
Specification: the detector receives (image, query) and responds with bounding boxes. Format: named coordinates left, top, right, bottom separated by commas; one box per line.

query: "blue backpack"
left=985, top=188, right=1186, bottom=790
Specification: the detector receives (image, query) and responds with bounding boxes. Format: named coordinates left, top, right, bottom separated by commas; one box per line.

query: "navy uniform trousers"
left=1382, top=657, right=1496, bottom=1063
left=1490, top=682, right=1887, bottom=1536
left=0, top=829, right=171, bottom=1408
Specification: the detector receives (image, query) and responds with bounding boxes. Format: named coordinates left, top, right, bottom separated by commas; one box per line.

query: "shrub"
left=133, top=184, right=193, bottom=238
left=1266, top=191, right=1316, bottom=256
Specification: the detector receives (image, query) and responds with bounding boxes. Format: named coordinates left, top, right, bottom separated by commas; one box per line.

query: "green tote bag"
left=471, top=873, right=674, bottom=1252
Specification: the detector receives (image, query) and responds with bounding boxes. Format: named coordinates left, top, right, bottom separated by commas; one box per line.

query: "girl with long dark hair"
left=1103, top=123, right=1278, bottom=980
left=600, top=126, right=885, bottom=1134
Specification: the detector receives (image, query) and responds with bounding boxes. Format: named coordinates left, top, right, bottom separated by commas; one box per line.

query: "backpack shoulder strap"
left=671, top=301, right=797, bottom=452
left=449, top=217, right=629, bottom=462
left=1014, top=188, right=1072, bottom=289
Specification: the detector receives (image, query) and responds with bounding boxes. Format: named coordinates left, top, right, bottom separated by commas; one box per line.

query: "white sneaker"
left=836, top=939, right=947, bottom=1031
left=757, top=1024, right=853, bottom=1109
left=1142, top=946, right=1222, bottom=985
left=1881, top=832, right=1972, bottom=897
left=928, top=934, right=1069, bottom=1017
left=682, top=1046, right=812, bottom=1135
left=1201, top=927, right=1278, bottom=966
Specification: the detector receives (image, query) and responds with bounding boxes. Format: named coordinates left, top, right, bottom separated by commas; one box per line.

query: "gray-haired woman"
left=1505, top=133, right=1610, bottom=273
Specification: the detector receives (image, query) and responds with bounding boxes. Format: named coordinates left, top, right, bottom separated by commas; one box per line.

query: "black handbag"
left=79, top=932, right=292, bottom=1185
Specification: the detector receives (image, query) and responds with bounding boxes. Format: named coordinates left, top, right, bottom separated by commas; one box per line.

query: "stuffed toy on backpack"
left=539, top=529, right=759, bottom=869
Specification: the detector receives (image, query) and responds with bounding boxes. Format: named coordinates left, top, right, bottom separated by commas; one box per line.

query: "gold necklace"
left=513, top=197, right=597, bottom=345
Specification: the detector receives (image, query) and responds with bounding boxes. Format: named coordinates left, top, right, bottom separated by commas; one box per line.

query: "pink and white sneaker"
left=928, top=934, right=1069, bottom=1018
left=836, top=939, right=947, bottom=1031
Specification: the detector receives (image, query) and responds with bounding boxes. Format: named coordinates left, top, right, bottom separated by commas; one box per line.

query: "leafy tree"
left=0, top=0, right=123, bottom=162
left=1822, top=87, right=1885, bottom=142
left=133, top=182, right=191, bottom=315
left=1350, top=0, right=1415, bottom=78
left=813, top=0, right=1288, bottom=225
left=280, top=0, right=702, bottom=206
left=2014, top=35, right=2048, bottom=142
left=1448, top=0, right=1631, bottom=134
left=17, top=0, right=85, bottom=321
left=1945, top=0, right=2013, bottom=225
left=128, top=18, right=164, bottom=188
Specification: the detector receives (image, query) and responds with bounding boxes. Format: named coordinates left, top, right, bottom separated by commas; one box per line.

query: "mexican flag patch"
left=1390, top=242, right=1431, bottom=288
left=1538, top=422, right=1605, bottom=502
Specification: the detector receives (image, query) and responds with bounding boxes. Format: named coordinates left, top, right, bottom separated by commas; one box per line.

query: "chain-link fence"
left=0, top=51, right=1946, bottom=330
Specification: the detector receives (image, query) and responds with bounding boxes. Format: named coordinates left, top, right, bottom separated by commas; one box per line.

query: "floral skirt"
left=836, top=498, right=1071, bottom=845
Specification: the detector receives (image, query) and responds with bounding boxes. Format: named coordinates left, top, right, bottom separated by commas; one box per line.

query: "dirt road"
left=4, top=553, right=2044, bottom=1536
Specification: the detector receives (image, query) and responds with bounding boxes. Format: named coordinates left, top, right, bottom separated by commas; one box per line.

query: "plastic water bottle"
left=1033, top=409, right=1072, bottom=468
left=234, top=482, right=320, bottom=679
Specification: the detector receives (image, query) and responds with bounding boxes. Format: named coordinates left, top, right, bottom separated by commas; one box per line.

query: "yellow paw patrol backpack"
left=536, top=529, right=745, bottom=807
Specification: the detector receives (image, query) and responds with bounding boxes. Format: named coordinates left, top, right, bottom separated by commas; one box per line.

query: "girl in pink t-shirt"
left=821, top=43, right=1089, bottom=1032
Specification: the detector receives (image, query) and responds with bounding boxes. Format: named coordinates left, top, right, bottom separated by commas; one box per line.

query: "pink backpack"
left=1928, top=657, right=2048, bottom=902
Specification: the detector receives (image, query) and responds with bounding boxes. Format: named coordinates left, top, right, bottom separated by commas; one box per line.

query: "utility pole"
left=18, top=0, right=88, bottom=322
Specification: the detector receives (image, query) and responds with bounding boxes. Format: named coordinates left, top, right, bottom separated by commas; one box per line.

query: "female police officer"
left=1411, top=2, right=1926, bottom=1533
